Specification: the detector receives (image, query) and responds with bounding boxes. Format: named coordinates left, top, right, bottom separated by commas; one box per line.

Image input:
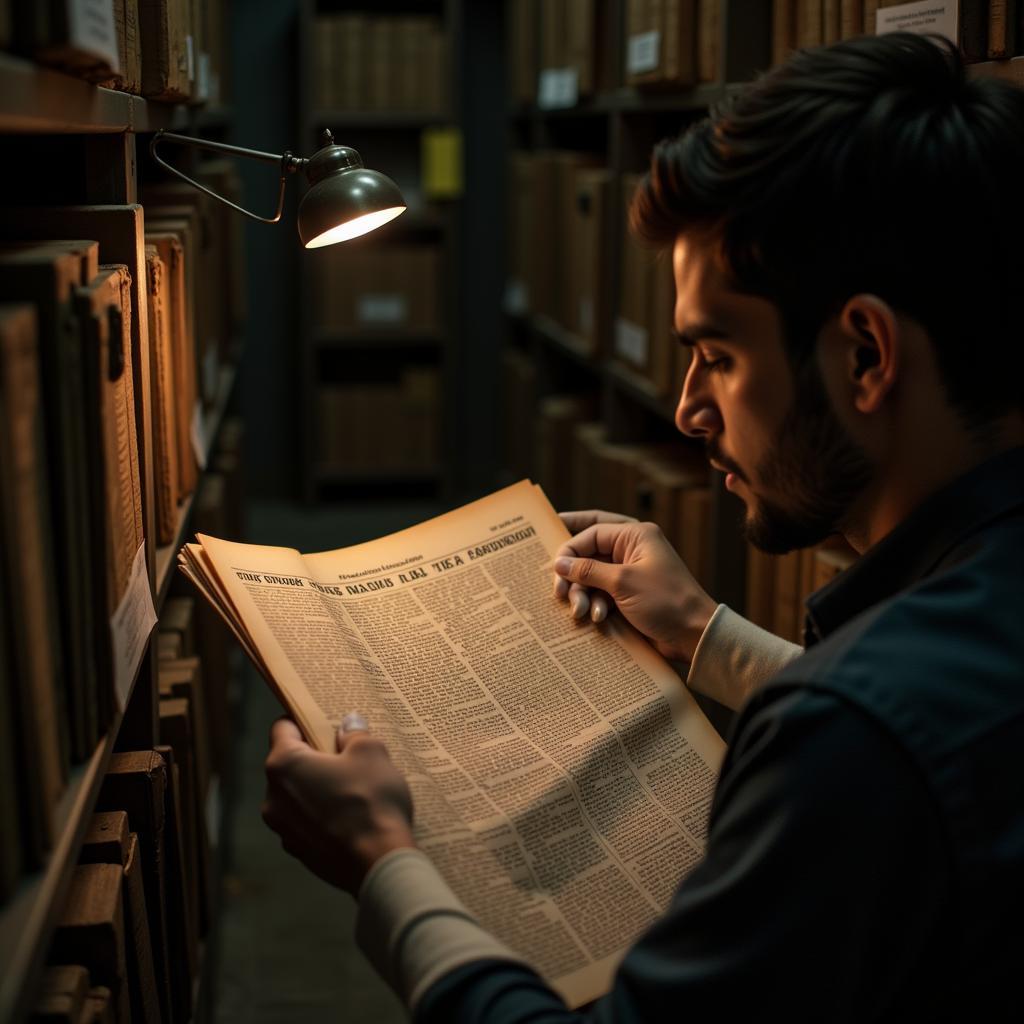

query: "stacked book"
left=313, top=13, right=448, bottom=114
left=0, top=192, right=243, bottom=907
left=0, top=0, right=233, bottom=104
left=772, top=1, right=1024, bottom=66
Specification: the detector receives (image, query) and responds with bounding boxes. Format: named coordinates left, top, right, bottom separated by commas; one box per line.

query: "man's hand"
left=262, top=716, right=415, bottom=895
left=554, top=511, right=718, bottom=664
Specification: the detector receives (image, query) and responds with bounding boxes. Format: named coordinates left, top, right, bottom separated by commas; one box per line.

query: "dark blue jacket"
left=419, top=446, right=1024, bottom=1023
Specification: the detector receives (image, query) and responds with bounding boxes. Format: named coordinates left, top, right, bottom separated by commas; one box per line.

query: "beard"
left=712, top=358, right=873, bottom=555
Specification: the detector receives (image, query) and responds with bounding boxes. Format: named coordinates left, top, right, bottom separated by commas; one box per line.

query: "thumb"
left=270, top=716, right=309, bottom=752
left=553, top=555, right=618, bottom=595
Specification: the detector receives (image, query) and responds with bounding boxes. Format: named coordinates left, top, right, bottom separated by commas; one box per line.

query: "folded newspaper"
left=179, top=479, right=725, bottom=1007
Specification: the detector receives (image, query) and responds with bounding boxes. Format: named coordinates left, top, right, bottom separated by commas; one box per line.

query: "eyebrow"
left=672, top=323, right=731, bottom=347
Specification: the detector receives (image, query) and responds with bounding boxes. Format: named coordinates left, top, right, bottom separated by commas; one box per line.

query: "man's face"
left=672, top=234, right=872, bottom=553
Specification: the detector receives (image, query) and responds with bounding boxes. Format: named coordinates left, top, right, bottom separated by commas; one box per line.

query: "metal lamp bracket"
left=149, top=130, right=309, bottom=224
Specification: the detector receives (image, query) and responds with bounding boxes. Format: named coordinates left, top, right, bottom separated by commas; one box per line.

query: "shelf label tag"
left=627, top=31, right=661, bottom=75
left=538, top=67, right=579, bottom=109
left=197, top=53, right=211, bottom=101
left=615, top=317, right=649, bottom=366
left=110, top=542, right=157, bottom=711
left=69, top=0, right=120, bottom=73
left=191, top=400, right=208, bottom=470
left=874, top=1, right=957, bottom=40
left=503, top=279, right=528, bottom=316
left=358, top=294, right=408, bottom=324
left=423, top=127, right=463, bottom=199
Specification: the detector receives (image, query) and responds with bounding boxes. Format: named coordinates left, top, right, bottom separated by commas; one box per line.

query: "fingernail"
left=341, top=711, right=368, bottom=733
left=554, top=557, right=572, bottom=576
left=591, top=604, right=606, bottom=623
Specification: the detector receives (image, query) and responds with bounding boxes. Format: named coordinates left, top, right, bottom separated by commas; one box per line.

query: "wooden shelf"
left=520, top=61, right=1024, bottom=113
left=606, top=361, right=677, bottom=423
left=0, top=647, right=150, bottom=1024
left=194, top=105, right=233, bottom=131
left=968, top=56, right=1024, bottom=87
left=526, top=314, right=602, bottom=370
left=313, top=327, right=446, bottom=349
left=611, top=82, right=725, bottom=113
left=312, top=466, right=444, bottom=485
left=513, top=82, right=726, bottom=119
left=0, top=52, right=189, bottom=134
left=153, top=363, right=238, bottom=607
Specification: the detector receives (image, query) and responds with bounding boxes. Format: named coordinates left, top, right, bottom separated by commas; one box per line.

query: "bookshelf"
left=503, top=0, right=771, bottom=614
left=501, top=1, right=1024, bottom=626
left=0, top=39, right=241, bottom=1024
left=297, top=0, right=461, bottom=503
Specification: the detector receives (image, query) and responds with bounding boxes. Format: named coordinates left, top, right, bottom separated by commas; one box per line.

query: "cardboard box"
left=571, top=169, right=612, bottom=354
left=507, top=0, right=538, bottom=105
left=139, top=0, right=191, bottom=100
left=616, top=175, right=653, bottom=372
left=535, top=394, right=597, bottom=512
left=367, top=18, right=395, bottom=111
left=502, top=347, right=538, bottom=481
left=625, top=0, right=698, bottom=89
left=697, top=0, right=719, bottom=82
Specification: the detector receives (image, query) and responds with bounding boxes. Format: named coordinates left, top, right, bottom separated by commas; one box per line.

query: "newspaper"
left=179, top=480, right=725, bottom=1007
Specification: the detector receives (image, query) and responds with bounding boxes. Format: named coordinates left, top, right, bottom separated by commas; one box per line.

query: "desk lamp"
left=150, top=128, right=406, bottom=247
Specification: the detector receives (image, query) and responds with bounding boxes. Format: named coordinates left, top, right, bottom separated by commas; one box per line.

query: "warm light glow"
left=304, top=206, right=406, bottom=248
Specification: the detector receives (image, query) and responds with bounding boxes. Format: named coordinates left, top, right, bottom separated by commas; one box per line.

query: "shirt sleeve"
left=412, top=691, right=952, bottom=1024
left=685, top=604, right=803, bottom=710
left=355, top=847, right=532, bottom=1008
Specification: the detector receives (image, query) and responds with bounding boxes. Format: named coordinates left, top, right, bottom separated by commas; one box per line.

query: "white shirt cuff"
left=355, top=848, right=532, bottom=1008
left=685, top=604, right=803, bottom=711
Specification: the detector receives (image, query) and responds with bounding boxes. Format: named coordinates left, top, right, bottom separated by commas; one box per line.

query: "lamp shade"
left=298, top=131, right=406, bottom=248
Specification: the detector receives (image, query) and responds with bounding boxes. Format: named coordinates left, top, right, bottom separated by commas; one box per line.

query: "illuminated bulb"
left=303, top=206, right=406, bottom=248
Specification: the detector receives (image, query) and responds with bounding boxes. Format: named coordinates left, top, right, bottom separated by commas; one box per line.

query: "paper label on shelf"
left=537, top=67, right=579, bottom=109
left=191, top=401, right=208, bottom=470
left=875, top=1, right=957, bottom=39
left=110, top=542, right=157, bottom=711
left=358, top=294, right=408, bottom=324
left=69, top=0, right=120, bottom=72
left=423, top=127, right=463, bottom=200
left=197, top=53, right=211, bottom=101
left=186, top=34, right=196, bottom=81
left=615, top=318, right=649, bottom=366
left=627, top=31, right=661, bottom=75
left=503, top=280, right=528, bottom=316
left=580, top=296, right=594, bottom=336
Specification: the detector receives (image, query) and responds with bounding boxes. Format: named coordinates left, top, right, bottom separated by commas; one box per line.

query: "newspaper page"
left=182, top=480, right=726, bottom=1007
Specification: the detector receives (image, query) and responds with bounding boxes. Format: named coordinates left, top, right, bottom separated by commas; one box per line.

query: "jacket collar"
left=804, top=445, right=1024, bottom=645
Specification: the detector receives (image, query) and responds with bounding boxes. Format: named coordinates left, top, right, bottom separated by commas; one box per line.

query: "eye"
left=699, top=349, right=731, bottom=374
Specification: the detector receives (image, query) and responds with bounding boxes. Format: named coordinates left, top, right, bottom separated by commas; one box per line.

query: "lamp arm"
left=149, top=130, right=309, bottom=225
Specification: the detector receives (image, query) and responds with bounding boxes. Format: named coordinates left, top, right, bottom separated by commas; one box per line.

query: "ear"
left=837, top=294, right=900, bottom=415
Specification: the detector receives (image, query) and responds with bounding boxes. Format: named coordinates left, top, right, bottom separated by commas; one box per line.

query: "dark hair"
left=632, top=32, right=1024, bottom=424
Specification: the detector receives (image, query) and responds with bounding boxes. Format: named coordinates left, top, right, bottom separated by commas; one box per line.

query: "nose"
left=675, top=359, right=722, bottom=438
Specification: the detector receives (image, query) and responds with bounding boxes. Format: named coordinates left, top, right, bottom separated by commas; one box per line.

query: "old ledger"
left=178, top=480, right=725, bottom=1007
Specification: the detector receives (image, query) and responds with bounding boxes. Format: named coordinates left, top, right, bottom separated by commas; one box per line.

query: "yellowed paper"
left=179, top=480, right=725, bottom=1006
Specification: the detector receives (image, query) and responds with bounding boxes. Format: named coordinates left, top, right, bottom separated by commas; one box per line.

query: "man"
left=262, top=32, right=1024, bottom=1020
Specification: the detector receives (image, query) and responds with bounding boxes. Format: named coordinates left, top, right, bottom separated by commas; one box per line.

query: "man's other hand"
left=555, top=511, right=717, bottom=664
left=262, top=717, right=415, bottom=895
